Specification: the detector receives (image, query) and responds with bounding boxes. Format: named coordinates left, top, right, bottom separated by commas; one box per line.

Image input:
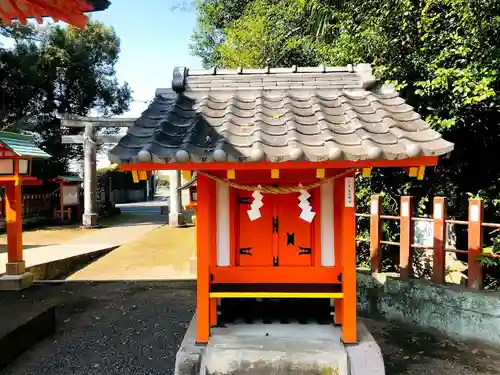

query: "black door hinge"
left=210, top=273, right=214, bottom=282
left=273, top=256, right=279, bottom=266
left=238, top=197, right=251, bottom=204
left=272, top=217, right=279, bottom=233
left=239, top=247, right=252, bottom=256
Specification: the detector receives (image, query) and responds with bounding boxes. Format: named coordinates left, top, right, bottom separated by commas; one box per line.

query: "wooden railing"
left=0, top=190, right=84, bottom=221
left=357, top=196, right=498, bottom=290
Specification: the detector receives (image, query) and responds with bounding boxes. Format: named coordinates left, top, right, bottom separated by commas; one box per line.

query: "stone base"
left=0, top=272, right=33, bottom=291
left=81, top=213, right=99, bottom=228
left=175, top=314, right=385, bottom=375
left=169, top=212, right=184, bottom=228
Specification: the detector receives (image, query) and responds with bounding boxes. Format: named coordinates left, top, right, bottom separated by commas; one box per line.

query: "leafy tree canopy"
left=0, top=20, right=131, bottom=177
left=189, top=0, right=500, bottom=274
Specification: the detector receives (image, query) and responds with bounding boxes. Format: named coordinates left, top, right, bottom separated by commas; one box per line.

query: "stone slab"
left=356, top=269, right=500, bottom=347
left=0, top=304, right=55, bottom=370
left=0, top=272, right=33, bottom=291
left=175, top=314, right=385, bottom=375
left=175, top=314, right=206, bottom=375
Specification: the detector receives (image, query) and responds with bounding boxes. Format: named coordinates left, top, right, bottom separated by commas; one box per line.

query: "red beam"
left=119, top=156, right=440, bottom=172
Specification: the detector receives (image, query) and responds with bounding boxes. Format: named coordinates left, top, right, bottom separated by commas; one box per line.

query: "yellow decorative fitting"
left=132, top=171, right=139, bottom=183
left=227, top=169, right=236, bottom=179
left=271, top=169, right=280, bottom=179
left=362, top=168, right=372, bottom=177
left=138, top=171, right=148, bottom=180
left=417, top=166, right=425, bottom=180
left=316, top=168, right=325, bottom=178
left=408, top=167, right=419, bottom=177
left=182, top=170, right=192, bottom=180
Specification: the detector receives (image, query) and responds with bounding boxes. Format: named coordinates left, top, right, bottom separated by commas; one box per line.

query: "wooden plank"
left=60, top=115, right=137, bottom=128
left=209, top=292, right=344, bottom=299
left=432, top=197, right=446, bottom=284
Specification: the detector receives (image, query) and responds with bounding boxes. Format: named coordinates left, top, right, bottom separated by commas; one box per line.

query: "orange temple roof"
left=0, top=0, right=110, bottom=29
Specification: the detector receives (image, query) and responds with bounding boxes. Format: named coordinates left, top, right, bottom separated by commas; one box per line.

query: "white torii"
left=60, top=114, right=183, bottom=228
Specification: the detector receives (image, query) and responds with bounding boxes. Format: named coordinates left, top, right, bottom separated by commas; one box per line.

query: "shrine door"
left=237, top=190, right=313, bottom=267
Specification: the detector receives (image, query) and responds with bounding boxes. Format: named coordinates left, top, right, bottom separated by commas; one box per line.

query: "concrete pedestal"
left=81, top=213, right=99, bottom=228
left=0, top=272, right=33, bottom=291
left=169, top=212, right=185, bottom=228
left=175, top=314, right=385, bottom=375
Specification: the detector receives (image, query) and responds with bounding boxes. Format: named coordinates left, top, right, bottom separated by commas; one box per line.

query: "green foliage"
left=1, top=21, right=131, bottom=178
left=190, top=1, right=500, bottom=273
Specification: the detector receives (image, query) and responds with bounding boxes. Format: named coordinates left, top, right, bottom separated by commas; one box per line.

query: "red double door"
left=237, top=190, right=314, bottom=267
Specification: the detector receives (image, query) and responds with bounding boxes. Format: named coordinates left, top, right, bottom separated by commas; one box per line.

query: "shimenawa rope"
left=197, top=169, right=355, bottom=194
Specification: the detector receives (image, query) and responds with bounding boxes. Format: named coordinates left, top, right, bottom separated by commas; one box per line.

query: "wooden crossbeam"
left=60, top=115, right=137, bottom=128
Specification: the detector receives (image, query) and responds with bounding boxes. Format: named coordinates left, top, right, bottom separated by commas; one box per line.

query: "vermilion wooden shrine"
left=0, top=132, right=50, bottom=290
left=109, top=65, right=454, bottom=344
left=0, top=1, right=108, bottom=290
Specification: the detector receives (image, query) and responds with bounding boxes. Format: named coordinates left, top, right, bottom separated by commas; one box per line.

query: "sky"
left=0, top=0, right=203, bottom=118
left=90, top=0, right=203, bottom=117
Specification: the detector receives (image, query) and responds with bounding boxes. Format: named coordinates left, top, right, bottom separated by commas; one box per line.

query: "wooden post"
left=196, top=173, right=215, bottom=343
left=5, top=180, right=23, bottom=274
left=468, top=199, right=483, bottom=289
left=333, top=177, right=344, bottom=325
left=59, top=181, right=64, bottom=221
left=340, top=171, right=357, bottom=344
left=399, top=196, right=413, bottom=279
left=370, top=195, right=381, bottom=273
left=432, top=197, right=446, bottom=284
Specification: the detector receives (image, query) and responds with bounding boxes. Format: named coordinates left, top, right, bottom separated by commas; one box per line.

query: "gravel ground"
left=0, top=282, right=196, bottom=375
left=1, top=281, right=499, bottom=375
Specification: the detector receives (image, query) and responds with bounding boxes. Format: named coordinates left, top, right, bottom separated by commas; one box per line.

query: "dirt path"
left=67, top=226, right=195, bottom=281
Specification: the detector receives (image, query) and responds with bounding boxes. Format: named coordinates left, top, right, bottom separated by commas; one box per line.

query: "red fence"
left=0, top=190, right=84, bottom=222
left=358, top=196, right=498, bottom=290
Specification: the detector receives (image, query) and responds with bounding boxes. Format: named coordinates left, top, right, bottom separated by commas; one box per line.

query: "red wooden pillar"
left=370, top=195, right=381, bottom=273
left=399, top=196, right=414, bottom=279
left=468, top=199, right=483, bottom=289
left=196, top=173, right=216, bottom=343
left=333, top=176, right=344, bottom=325
left=5, top=178, right=24, bottom=275
left=340, top=171, right=357, bottom=343
left=432, top=197, right=446, bottom=284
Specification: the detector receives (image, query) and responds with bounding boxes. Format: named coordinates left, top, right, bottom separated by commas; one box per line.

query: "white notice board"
left=62, top=185, right=79, bottom=206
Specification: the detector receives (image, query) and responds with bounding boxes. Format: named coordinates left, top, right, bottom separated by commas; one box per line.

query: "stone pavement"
left=0, top=204, right=165, bottom=276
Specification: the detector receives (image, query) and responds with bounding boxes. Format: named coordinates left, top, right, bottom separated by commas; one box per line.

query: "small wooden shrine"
left=0, top=0, right=110, bottom=29
left=109, top=65, right=454, bottom=344
left=49, top=175, right=83, bottom=222
left=0, top=131, right=51, bottom=290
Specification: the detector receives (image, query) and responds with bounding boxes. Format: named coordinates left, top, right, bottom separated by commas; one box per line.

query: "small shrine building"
left=109, top=65, right=454, bottom=344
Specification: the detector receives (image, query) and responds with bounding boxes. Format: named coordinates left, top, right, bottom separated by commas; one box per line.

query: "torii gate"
left=61, top=115, right=185, bottom=228
left=60, top=115, right=136, bottom=228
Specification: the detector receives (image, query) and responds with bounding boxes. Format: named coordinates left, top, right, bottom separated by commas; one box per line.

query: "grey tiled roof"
left=108, top=65, right=453, bottom=165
